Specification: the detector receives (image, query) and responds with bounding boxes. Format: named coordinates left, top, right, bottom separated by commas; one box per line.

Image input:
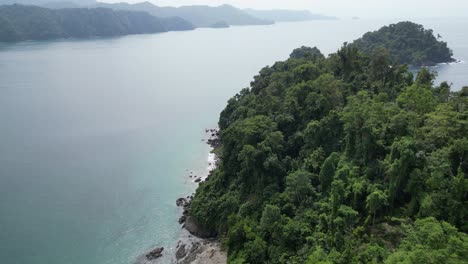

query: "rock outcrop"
left=145, top=247, right=164, bottom=260
left=184, top=216, right=217, bottom=239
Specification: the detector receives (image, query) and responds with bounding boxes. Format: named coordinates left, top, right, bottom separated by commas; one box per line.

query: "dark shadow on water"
left=0, top=29, right=197, bottom=52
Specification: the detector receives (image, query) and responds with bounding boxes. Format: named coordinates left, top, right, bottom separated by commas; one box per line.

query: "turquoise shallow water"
left=0, top=18, right=467, bottom=264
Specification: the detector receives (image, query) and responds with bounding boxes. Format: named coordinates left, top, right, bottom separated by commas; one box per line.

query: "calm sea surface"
left=0, top=18, right=467, bottom=264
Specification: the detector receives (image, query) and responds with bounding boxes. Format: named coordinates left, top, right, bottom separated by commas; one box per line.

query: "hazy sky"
left=102, top=0, right=468, bottom=18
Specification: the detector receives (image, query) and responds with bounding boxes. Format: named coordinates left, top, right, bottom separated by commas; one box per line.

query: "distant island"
left=0, top=4, right=193, bottom=42
left=352, top=21, right=455, bottom=66
left=211, top=21, right=230, bottom=29
left=244, top=8, right=336, bottom=22
left=182, top=22, right=467, bottom=264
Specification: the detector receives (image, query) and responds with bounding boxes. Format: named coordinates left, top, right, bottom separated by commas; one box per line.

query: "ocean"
left=0, top=17, right=467, bottom=264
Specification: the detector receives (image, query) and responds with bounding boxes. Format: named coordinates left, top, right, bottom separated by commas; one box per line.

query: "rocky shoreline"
left=143, top=128, right=225, bottom=264
left=174, top=237, right=226, bottom=264
left=173, top=198, right=225, bottom=264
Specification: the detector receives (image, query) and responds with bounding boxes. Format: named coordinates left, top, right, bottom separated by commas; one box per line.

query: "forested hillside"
left=189, top=25, right=468, bottom=263
left=0, top=4, right=193, bottom=42
left=352, top=21, right=455, bottom=66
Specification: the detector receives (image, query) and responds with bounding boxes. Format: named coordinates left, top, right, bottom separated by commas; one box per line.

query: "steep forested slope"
left=0, top=4, right=193, bottom=42
left=189, top=24, right=467, bottom=263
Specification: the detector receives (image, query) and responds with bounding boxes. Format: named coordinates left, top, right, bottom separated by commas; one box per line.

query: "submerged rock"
left=179, top=215, right=187, bottom=224
left=176, top=198, right=188, bottom=207
left=176, top=244, right=188, bottom=260
left=146, top=247, right=164, bottom=260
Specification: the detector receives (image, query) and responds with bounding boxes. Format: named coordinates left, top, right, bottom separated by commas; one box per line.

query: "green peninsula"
left=188, top=23, right=467, bottom=264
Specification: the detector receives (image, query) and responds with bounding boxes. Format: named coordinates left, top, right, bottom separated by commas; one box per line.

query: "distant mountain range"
left=0, top=0, right=95, bottom=6
left=88, top=3, right=274, bottom=28
left=0, top=0, right=337, bottom=42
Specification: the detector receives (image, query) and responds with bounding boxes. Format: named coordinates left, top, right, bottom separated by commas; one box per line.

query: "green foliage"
left=190, top=22, right=467, bottom=263
left=319, top=153, right=340, bottom=192
left=290, top=46, right=325, bottom=61
left=385, top=218, right=468, bottom=264
left=352, top=21, right=454, bottom=66
left=366, top=189, right=388, bottom=225
left=285, top=171, right=315, bottom=205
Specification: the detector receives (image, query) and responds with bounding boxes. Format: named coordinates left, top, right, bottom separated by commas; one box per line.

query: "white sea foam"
left=206, top=153, right=217, bottom=173
left=191, top=151, right=217, bottom=183
left=434, top=60, right=465, bottom=67
left=447, top=60, right=465, bottom=65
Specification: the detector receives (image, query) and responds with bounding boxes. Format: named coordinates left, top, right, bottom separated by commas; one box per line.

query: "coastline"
left=170, top=228, right=226, bottom=264
left=141, top=128, right=225, bottom=264
left=172, top=128, right=225, bottom=264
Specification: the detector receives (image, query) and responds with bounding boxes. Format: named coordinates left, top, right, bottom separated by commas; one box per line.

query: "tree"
left=366, top=189, right=388, bottom=225
left=290, top=46, right=325, bottom=61
left=292, top=63, right=321, bottom=83
left=415, top=67, right=436, bottom=86
left=319, top=153, right=340, bottom=192
left=243, top=237, right=268, bottom=263
left=285, top=170, right=315, bottom=205
left=397, top=83, right=436, bottom=114
left=385, top=218, right=468, bottom=264
left=306, top=247, right=333, bottom=264
left=369, top=47, right=391, bottom=85
left=260, top=205, right=282, bottom=238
